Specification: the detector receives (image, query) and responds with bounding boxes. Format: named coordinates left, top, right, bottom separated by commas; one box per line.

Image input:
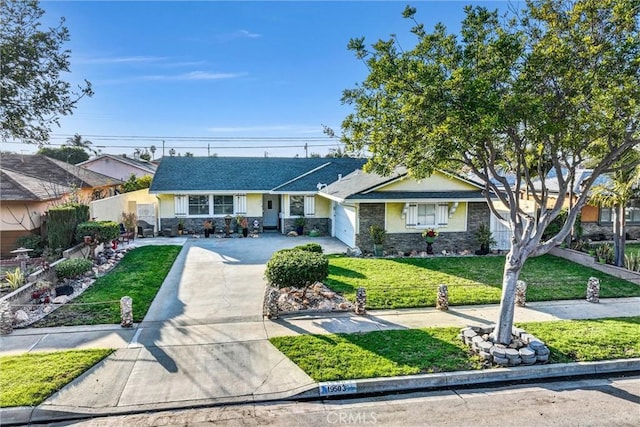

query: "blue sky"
left=5, top=0, right=511, bottom=158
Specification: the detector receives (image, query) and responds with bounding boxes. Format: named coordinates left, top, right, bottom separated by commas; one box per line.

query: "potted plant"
left=236, top=215, right=244, bottom=234
left=295, top=216, right=306, bottom=235
left=240, top=217, right=249, bottom=237
left=422, top=228, right=439, bottom=255
left=177, top=218, right=185, bottom=235
left=369, top=224, right=386, bottom=256
left=475, top=223, right=496, bottom=255
left=203, top=219, right=213, bottom=238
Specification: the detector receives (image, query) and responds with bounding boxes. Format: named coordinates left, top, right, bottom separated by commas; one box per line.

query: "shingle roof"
left=77, top=154, right=157, bottom=175
left=0, top=152, right=122, bottom=201
left=149, top=157, right=368, bottom=193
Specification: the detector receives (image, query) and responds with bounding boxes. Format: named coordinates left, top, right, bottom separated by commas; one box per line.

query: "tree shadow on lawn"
left=273, top=327, right=482, bottom=382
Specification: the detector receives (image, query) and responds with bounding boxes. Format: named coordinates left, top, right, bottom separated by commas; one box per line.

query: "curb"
left=1, top=359, right=638, bottom=426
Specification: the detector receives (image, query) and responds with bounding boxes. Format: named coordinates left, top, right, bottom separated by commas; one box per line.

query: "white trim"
left=271, top=162, right=333, bottom=191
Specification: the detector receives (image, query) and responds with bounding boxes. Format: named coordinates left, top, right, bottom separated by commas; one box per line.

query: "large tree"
left=341, top=0, right=639, bottom=344
left=65, top=133, right=97, bottom=155
left=0, top=0, right=93, bottom=144
left=37, top=146, right=89, bottom=164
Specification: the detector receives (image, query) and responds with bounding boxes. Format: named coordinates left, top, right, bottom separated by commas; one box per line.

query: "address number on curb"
left=319, top=380, right=357, bottom=396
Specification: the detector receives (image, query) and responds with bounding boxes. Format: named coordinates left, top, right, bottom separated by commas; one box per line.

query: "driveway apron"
left=40, top=235, right=341, bottom=411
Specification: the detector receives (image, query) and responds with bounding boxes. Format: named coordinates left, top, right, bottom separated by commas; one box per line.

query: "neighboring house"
left=532, top=169, right=640, bottom=240
left=318, top=167, right=501, bottom=253
left=149, top=157, right=368, bottom=236
left=77, top=154, right=157, bottom=182
left=0, top=152, right=122, bottom=257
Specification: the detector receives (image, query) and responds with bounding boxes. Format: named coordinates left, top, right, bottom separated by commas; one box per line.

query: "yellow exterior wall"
left=386, top=202, right=468, bottom=233
left=246, top=194, right=262, bottom=216
left=90, top=189, right=157, bottom=222
left=314, top=196, right=331, bottom=218
left=381, top=171, right=477, bottom=192
left=0, top=201, right=50, bottom=231
left=158, top=194, right=174, bottom=218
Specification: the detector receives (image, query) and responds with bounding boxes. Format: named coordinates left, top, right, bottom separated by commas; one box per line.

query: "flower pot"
left=204, top=229, right=210, bottom=238
left=242, top=228, right=248, bottom=237
left=373, top=244, right=383, bottom=256
left=296, top=226, right=304, bottom=235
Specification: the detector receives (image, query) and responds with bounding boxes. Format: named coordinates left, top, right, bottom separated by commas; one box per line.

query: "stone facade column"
left=0, top=301, right=13, bottom=335
left=355, top=287, right=367, bottom=315
left=120, top=296, right=133, bottom=327
left=515, top=280, right=527, bottom=307
left=264, top=288, right=280, bottom=319
left=436, top=284, right=449, bottom=311
left=586, top=277, right=600, bottom=303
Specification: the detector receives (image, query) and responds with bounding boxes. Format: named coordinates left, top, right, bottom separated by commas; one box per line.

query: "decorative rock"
left=55, top=284, right=74, bottom=296
left=0, top=301, right=13, bottom=334
left=463, top=329, right=477, bottom=345
left=493, top=355, right=509, bottom=366
left=346, top=246, right=362, bottom=257
left=436, top=284, right=449, bottom=311
left=490, top=346, right=507, bottom=357
left=529, top=340, right=546, bottom=350
left=354, top=287, right=367, bottom=315
left=52, top=295, right=70, bottom=304
left=14, top=310, right=29, bottom=323
left=586, top=277, right=600, bottom=303
left=264, top=288, right=280, bottom=319
left=120, top=296, right=133, bottom=327
left=515, top=280, right=527, bottom=307
left=478, top=341, right=493, bottom=352
left=519, top=347, right=535, bottom=358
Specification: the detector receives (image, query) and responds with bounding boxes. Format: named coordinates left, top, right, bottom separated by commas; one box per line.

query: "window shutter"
left=437, top=204, right=449, bottom=226
left=304, top=195, right=316, bottom=216
left=174, top=195, right=187, bottom=216
left=406, top=204, right=417, bottom=227
left=235, top=194, right=247, bottom=214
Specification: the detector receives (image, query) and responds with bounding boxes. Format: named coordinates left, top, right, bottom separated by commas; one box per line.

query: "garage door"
left=334, top=204, right=356, bottom=247
left=490, top=213, right=511, bottom=251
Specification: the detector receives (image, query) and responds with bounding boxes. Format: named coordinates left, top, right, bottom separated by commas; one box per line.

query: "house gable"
left=373, top=170, right=479, bottom=193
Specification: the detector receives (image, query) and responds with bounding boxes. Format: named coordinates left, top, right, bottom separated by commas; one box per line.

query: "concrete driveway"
left=39, top=234, right=349, bottom=412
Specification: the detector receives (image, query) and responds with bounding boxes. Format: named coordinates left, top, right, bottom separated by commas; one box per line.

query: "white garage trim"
left=333, top=203, right=356, bottom=247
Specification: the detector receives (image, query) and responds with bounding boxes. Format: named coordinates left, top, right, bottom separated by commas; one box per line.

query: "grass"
left=325, top=254, right=640, bottom=309
left=270, top=317, right=640, bottom=382
left=33, top=245, right=181, bottom=327
left=0, top=349, right=113, bottom=407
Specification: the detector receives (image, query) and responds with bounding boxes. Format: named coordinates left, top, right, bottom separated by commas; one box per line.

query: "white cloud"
left=235, top=29, right=262, bottom=39
left=142, top=71, right=246, bottom=81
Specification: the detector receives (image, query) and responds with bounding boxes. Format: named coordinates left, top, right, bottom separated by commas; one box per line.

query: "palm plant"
left=589, top=149, right=640, bottom=266
left=65, top=133, right=98, bottom=155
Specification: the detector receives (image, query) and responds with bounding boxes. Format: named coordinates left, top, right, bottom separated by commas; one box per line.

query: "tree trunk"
left=493, top=248, right=525, bottom=344
left=613, top=204, right=626, bottom=267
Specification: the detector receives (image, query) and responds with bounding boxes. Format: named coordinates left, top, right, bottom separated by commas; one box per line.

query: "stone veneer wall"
left=582, top=222, right=640, bottom=241
left=282, top=218, right=330, bottom=235
left=356, top=202, right=491, bottom=254
left=160, top=217, right=263, bottom=234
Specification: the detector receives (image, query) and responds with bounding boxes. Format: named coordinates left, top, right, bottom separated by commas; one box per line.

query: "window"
left=189, top=195, right=209, bottom=215
left=213, top=195, right=234, bottom=215
left=406, top=203, right=449, bottom=228
left=600, top=206, right=640, bottom=223
left=290, top=195, right=304, bottom=216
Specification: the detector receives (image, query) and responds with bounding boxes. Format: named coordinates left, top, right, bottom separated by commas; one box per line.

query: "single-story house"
left=318, top=167, right=504, bottom=254
left=149, top=156, right=368, bottom=235
left=532, top=168, right=640, bottom=241
left=0, top=152, right=122, bottom=257
left=77, top=154, right=157, bottom=182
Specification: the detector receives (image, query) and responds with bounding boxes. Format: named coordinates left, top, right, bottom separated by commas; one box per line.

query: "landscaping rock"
left=586, top=277, right=600, bottom=303
left=14, top=310, right=29, bottom=323
left=52, top=295, right=70, bottom=304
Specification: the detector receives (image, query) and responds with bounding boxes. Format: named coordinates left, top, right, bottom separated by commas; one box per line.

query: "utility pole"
left=208, top=143, right=210, bottom=157
left=162, top=140, right=165, bottom=157
left=304, top=142, right=308, bottom=158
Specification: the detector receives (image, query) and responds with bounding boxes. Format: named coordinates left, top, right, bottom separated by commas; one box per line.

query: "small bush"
left=265, top=249, right=328, bottom=289
left=595, top=243, right=614, bottom=264
left=625, top=253, right=640, bottom=272
left=16, top=234, right=46, bottom=257
left=76, top=221, right=119, bottom=243
left=294, top=243, right=324, bottom=253
left=55, top=258, right=93, bottom=281
left=5, top=268, right=25, bottom=290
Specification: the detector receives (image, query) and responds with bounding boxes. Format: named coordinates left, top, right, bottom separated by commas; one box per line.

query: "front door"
left=263, top=194, right=280, bottom=229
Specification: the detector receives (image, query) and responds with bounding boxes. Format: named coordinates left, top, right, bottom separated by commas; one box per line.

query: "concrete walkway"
left=1, top=234, right=639, bottom=423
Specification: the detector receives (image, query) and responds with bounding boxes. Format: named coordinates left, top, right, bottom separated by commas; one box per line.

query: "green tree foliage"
left=0, top=0, right=93, bottom=143
left=47, top=207, right=76, bottom=250
left=265, top=249, right=329, bottom=289
left=341, top=0, right=639, bottom=343
left=65, top=134, right=97, bottom=155
left=75, top=221, right=119, bottom=243
left=122, top=174, right=153, bottom=193
left=54, top=258, right=93, bottom=280
left=37, top=146, right=89, bottom=164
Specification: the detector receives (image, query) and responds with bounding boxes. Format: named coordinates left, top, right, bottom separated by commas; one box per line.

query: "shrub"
left=16, top=234, right=46, bottom=257
left=5, top=268, right=25, bottom=290
left=265, top=249, right=328, bottom=289
left=55, top=258, right=93, bottom=280
left=294, top=243, right=324, bottom=253
left=625, top=253, right=640, bottom=272
left=76, top=221, right=119, bottom=243
left=595, top=243, right=614, bottom=264
left=47, top=207, right=77, bottom=250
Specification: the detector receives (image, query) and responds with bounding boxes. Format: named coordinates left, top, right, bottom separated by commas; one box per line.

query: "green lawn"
left=325, top=254, right=640, bottom=309
left=33, top=245, right=181, bottom=327
left=270, top=317, right=640, bottom=382
left=0, top=349, right=113, bottom=407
